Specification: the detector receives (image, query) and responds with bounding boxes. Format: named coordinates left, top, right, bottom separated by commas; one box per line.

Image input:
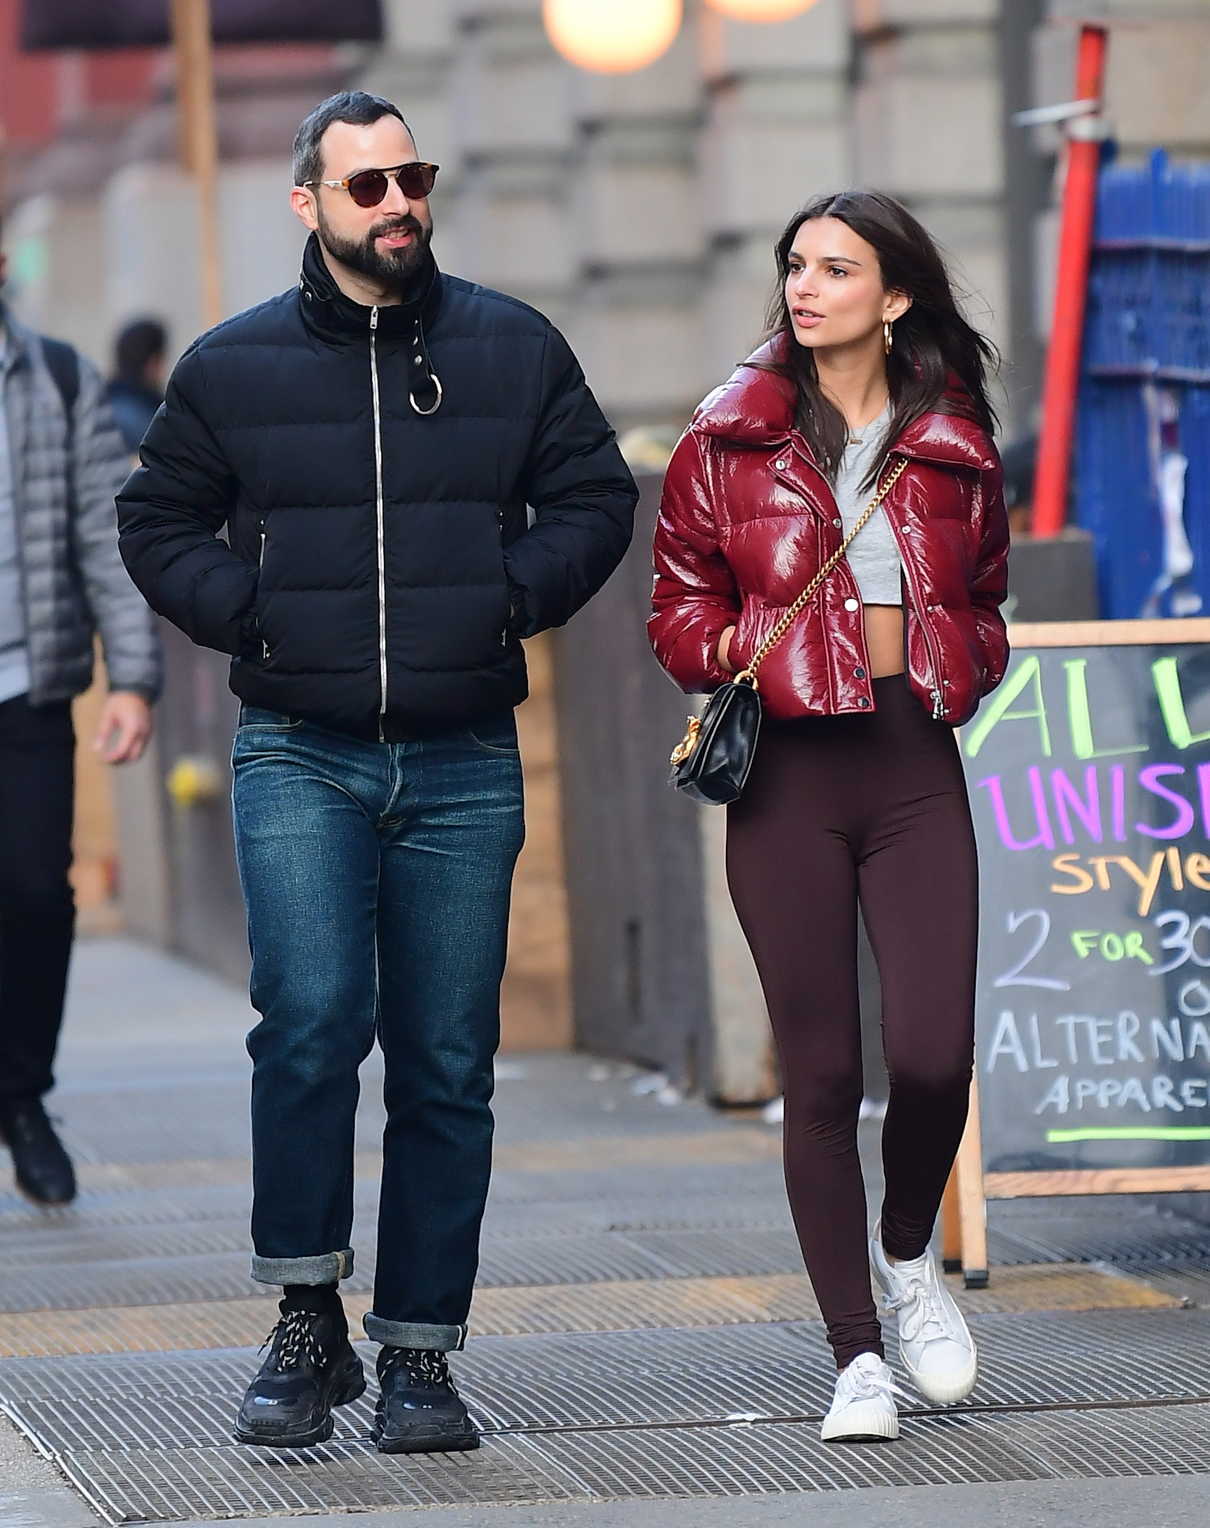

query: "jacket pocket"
left=941, top=608, right=986, bottom=720
left=465, top=712, right=521, bottom=754
left=494, top=532, right=514, bottom=648
left=728, top=597, right=752, bottom=672
left=730, top=596, right=775, bottom=675
left=250, top=518, right=274, bottom=661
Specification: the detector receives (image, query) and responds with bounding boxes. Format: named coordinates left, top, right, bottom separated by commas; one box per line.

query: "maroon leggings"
left=726, top=676, right=978, bottom=1369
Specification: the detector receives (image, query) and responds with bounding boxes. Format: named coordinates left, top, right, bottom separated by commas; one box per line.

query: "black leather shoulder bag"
left=668, top=456, right=908, bottom=806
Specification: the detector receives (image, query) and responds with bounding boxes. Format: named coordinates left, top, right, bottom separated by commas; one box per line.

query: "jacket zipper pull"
left=258, top=521, right=270, bottom=658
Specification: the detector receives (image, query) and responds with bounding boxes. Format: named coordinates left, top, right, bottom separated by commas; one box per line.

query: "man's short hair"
left=293, top=92, right=412, bottom=187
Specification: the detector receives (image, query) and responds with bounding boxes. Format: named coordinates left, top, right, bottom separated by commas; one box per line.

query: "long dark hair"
left=763, top=190, right=999, bottom=486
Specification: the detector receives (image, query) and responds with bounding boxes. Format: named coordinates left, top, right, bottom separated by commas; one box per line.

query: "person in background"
left=999, top=432, right=1037, bottom=537
left=104, top=318, right=167, bottom=455
left=0, top=232, right=161, bottom=1208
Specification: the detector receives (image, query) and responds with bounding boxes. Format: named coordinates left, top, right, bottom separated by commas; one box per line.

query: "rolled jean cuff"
left=250, top=1248, right=354, bottom=1286
left=363, top=1313, right=467, bottom=1352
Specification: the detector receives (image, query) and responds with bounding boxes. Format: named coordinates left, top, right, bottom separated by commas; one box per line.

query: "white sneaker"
left=819, top=1353, right=902, bottom=1443
left=870, top=1222, right=977, bottom=1405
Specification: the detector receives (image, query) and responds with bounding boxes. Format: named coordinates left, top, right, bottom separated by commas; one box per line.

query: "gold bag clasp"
left=670, top=715, right=701, bottom=766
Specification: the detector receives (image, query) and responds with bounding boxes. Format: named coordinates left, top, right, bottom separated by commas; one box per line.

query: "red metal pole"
left=1031, top=24, right=1109, bottom=538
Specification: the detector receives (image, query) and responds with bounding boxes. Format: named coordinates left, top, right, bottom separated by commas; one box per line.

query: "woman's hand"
left=717, top=625, right=737, bottom=674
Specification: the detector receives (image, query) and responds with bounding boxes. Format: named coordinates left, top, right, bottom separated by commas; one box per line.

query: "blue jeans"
left=231, top=706, right=524, bottom=1351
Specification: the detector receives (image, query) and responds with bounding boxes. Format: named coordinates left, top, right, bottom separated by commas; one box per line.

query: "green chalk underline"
left=1046, top=1127, right=1210, bottom=1143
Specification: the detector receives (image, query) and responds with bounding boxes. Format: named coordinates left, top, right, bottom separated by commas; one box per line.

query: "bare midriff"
left=863, top=603, right=906, bottom=678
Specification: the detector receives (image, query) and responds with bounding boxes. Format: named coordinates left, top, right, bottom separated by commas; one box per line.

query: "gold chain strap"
left=735, top=454, right=909, bottom=686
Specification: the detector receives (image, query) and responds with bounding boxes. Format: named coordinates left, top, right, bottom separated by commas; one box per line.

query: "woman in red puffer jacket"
left=650, top=190, right=1009, bottom=1446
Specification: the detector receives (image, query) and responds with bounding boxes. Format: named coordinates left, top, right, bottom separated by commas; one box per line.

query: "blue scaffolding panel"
left=1076, top=148, right=1210, bottom=618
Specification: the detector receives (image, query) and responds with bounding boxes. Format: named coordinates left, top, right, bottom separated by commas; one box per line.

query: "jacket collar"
left=297, top=233, right=445, bottom=412
left=692, top=334, right=998, bottom=473
left=297, top=232, right=445, bottom=342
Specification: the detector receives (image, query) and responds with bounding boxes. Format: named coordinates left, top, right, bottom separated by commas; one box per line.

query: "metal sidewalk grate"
left=51, top=1435, right=584, bottom=1522
left=988, top=1202, right=1210, bottom=1269
left=525, top=1402, right=1210, bottom=1500
left=0, top=1276, right=818, bottom=1359
left=26, top=1397, right=1210, bottom=1523
left=0, top=1263, right=1180, bottom=1361
left=0, top=1228, right=809, bottom=1316
left=2, top=1309, right=1208, bottom=1454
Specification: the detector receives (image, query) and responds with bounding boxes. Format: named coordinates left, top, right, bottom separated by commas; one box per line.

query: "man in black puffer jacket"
left=117, top=91, right=636, bottom=1456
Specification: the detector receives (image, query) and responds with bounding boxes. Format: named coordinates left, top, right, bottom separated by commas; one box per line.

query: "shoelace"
left=884, top=1265, right=952, bottom=1346
left=261, top=1310, right=324, bottom=1372
left=381, top=1347, right=454, bottom=1391
left=836, top=1356, right=909, bottom=1407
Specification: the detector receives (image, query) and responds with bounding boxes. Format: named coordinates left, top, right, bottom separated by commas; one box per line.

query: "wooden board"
left=1008, top=618, right=1210, bottom=647
left=984, top=1165, right=1210, bottom=1197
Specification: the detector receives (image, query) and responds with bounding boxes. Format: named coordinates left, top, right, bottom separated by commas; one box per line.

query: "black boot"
left=0, top=1097, right=76, bottom=1206
left=372, top=1346, right=479, bottom=1454
left=234, top=1299, right=365, bottom=1448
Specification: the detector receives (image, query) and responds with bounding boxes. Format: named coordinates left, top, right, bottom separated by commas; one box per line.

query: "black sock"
left=281, top=1283, right=341, bottom=1317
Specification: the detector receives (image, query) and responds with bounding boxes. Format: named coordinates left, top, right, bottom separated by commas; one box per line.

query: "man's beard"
left=317, top=208, right=432, bottom=292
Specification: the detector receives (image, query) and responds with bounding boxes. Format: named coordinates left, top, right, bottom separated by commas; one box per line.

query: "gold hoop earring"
left=883, top=320, right=894, bottom=356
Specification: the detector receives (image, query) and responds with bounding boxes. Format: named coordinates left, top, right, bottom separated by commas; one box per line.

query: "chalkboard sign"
left=944, top=621, right=1210, bottom=1284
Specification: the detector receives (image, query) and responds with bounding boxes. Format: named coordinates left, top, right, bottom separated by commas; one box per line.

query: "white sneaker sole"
left=904, top=1344, right=978, bottom=1407
left=820, top=1402, right=900, bottom=1443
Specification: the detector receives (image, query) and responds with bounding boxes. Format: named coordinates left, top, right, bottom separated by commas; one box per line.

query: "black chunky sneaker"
left=372, top=1346, right=479, bottom=1454
left=234, top=1302, right=365, bottom=1448
left=0, top=1097, right=76, bottom=1206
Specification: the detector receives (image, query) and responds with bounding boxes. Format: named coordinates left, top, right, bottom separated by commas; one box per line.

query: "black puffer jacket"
left=117, top=236, right=637, bottom=738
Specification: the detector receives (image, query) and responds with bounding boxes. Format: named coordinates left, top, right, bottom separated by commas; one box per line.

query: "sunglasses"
left=305, top=162, right=439, bottom=209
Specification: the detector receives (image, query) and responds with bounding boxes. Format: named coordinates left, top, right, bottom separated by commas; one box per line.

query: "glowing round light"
left=542, top=0, right=683, bottom=75
left=705, top=0, right=819, bottom=21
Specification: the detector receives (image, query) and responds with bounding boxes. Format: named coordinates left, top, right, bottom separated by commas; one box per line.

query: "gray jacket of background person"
left=0, top=308, right=161, bottom=704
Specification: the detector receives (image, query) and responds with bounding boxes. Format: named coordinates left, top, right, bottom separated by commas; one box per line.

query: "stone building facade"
left=6, top=1, right=1210, bottom=437
left=2, top=0, right=1209, bottom=1061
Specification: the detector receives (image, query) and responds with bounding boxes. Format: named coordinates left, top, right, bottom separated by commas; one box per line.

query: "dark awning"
left=21, top=1, right=383, bottom=50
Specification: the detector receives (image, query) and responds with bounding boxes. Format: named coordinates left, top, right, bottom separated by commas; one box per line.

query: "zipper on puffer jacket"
left=886, top=518, right=946, bottom=720
left=258, top=522, right=269, bottom=659
left=499, top=509, right=509, bottom=648
left=370, top=307, right=387, bottom=741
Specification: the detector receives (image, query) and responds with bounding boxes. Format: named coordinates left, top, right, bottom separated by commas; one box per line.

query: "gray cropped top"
left=834, top=403, right=902, bottom=605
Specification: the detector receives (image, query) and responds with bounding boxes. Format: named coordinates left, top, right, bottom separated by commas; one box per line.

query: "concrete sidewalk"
left=2, top=938, right=1209, bottom=1527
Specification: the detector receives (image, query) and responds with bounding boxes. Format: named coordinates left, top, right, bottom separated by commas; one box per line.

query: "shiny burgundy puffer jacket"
left=649, top=339, right=1010, bottom=727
